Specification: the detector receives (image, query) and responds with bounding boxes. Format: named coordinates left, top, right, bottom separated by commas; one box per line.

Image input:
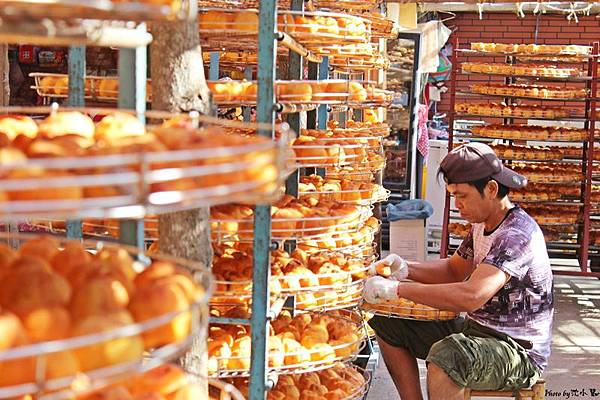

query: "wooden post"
left=0, top=44, right=9, bottom=106
left=150, top=5, right=213, bottom=383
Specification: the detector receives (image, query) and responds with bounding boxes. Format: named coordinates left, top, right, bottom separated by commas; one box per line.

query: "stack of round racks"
left=192, top=2, right=398, bottom=395
left=0, top=234, right=212, bottom=399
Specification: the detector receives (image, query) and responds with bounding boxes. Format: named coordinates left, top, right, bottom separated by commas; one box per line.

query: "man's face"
left=447, top=182, right=495, bottom=223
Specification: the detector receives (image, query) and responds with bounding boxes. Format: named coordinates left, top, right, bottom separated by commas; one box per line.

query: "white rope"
left=517, top=2, right=526, bottom=18
left=542, top=1, right=594, bottom=23
left=477, top=1, right=484, bottom=19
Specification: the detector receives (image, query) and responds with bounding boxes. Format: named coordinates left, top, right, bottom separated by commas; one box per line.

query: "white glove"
left=367, top=254, right=409, bottom=281
left=362, top=276, right=400, bottom=304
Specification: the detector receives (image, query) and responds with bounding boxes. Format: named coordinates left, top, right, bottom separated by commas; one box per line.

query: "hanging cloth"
left=416, top=103, right=430, bottom=161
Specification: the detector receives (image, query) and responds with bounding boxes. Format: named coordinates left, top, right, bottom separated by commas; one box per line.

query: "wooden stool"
left=464, top=380, right=545, bottom=400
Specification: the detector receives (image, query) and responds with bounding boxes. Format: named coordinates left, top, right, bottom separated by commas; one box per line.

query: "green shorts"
left=368, top=316, right=541, bottom=391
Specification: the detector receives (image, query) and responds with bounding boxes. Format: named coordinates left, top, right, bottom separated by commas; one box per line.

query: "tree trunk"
left=1, top=45, right=9, bottom=106
left=150, top=18, right=211, bottom=114
left=150, top=14, right=212, bottom=385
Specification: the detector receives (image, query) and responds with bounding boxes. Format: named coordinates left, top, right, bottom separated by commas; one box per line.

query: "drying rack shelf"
left=0, top=0, right=193, bottom=21
left=0, top=19, right=153, bottom=48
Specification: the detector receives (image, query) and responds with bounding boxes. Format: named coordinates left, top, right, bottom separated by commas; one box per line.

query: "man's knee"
left=427, top=362, right=458, bottom=387
left=427, top=363, right=465, bottom=400
left=426, top=334, right=474, bottom=388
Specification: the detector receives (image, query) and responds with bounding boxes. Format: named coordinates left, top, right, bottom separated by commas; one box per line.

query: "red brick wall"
left=437, top=12, right=600, bottom=114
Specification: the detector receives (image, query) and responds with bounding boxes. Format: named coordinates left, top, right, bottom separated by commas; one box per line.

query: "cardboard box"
left=390, top=219, right=426, bottom=262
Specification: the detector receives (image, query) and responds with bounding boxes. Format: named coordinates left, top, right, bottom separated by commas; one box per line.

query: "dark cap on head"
left=439, top=142, right=527, bottom=189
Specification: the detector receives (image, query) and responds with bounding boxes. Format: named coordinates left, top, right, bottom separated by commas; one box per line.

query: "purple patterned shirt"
left=456, top=207, right=554, bottom=371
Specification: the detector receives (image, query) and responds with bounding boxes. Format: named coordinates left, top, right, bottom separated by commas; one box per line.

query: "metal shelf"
left=456, top=90, right=593, bottom=103
left=456, top=48, right=594, bottom=60
left=454, top=113, right=586, bottom=122
left=460, top=69, right=593, bottom=83
left=0, top=0, right=194, bottom=21
left=453, top=132, right=588, bottom=143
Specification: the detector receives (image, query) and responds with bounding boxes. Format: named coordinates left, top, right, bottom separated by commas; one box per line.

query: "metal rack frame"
left=441, top=36, right=600, bottom=278
left=180, top=3, right=391, bottom=399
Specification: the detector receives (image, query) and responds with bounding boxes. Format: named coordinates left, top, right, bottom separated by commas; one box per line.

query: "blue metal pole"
left=118, top=23, right=147, bottom=248
left=314, top=57, right=329, bottom=177
left=251, top=0, right=277, bottom=398
left=243, top=66, right=253, bottom=122
left=66, top=45, right=86, bottom=239
left=209, top=52, right=220, bottom=81
left=353, top=72, right=364, bottom=122
left=284, top=0, right=303, bottom=197
left=118, top=23, right=147, bottom=122
left=317, top=56, right=329, bottom=130
left=67, top=46, right=85, bottom=107
left=306, top=62, right=318, bottom=130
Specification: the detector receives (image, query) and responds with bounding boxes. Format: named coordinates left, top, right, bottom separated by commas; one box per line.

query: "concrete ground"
left=366, top=276, right=600, bottom=400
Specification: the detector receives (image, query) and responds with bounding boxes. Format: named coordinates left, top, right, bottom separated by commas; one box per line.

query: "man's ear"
left=486, top=180, right=499, bottom=199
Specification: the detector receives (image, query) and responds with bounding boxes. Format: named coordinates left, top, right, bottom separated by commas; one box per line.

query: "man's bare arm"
left=406, top=253, right=475, bottom=284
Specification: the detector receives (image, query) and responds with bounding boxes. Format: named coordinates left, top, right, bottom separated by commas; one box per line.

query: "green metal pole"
left=317, top=56, right=329, bottom=130
left=243, top=66, right=253, bottom=122
left=251, top=0, right=277, bottom=398
left=66, top=45, right=86, bottom=239
left=284, top=0, right=304, bottom=198
left=118, top=24, right=147, bottom=248
left=306, top=61, right=318, bottom=130
left=209, top=52, right=220, bottom=81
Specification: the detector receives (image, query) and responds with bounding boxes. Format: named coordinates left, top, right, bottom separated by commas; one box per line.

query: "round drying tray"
left=0, top=19, right=153, bottom=48
left=0, top=106, right=289, bottom=220
left=30, top=73, right=151, bottom=103
left=0, top=233, right=212, bottom=400
left=207, top=79, right=391, bottom=109
left=361, top=300, right=458, bottom=321
left=198, top=9, right=371, bottom=52
left=210, top=206, right=372, bottom=242
left=0, top=0, right=193, bottom=21
left=299, top=184, right=390, bottom=206
left=291, top=141, right=383, bottom=169
left=207, top=311, right=366, bottom=378
left=210, top=261, right=372, bottom=312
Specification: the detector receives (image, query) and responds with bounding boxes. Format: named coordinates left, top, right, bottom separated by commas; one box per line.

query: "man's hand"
left=367, top=254, right=409, bottom=281
left=362, top=276, right=400, bottom=304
